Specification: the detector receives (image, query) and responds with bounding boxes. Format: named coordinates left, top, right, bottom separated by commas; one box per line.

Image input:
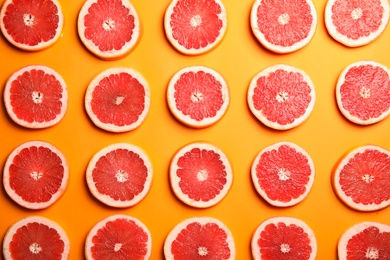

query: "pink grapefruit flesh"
left=78, top=0, right=141, bottom=60
left=336, top=60, right=390, bottom=125
left=85, top=67, right=151, bottom=133
left=247, top=64, right=316, bottom=130
left=85, top=214, right=151, bottom=260
left=250, top=0, right=317, bottom=53
left=0, top=0, right=64, bottom=51
left=169, top=142, right=233, bottom=208
left=167, top=66, right=230, bottom=128
left=164, top=0, right=227, bottom=55
left=164, top=217, right=236, bottom=259
left=3, top=140, right=69, bottom=210
left=4, top=65, right=68, bottom=129
left=325, top=0, right=390, bottom=47
left=251, top=141, right=315, bottom=207
left=333, top=145, right=390, bottom=211
left=251, top=216, right=317, bottom=260
left=3, top=216, right=70, bottom=260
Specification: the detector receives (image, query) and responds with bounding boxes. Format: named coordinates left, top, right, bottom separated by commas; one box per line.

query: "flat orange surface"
left=1, top=0, right=390, bottom=259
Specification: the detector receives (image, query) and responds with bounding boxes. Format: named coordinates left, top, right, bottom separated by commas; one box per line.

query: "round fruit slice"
left=164, top=217, right=235, bottom=259
left=250, top=0, right=317, bottom=53
left=247, top=64, right=316, bottom=130
left=164, top=0, right=227, bottom=55
left=3, top=140, right=69, bottom=210
left=167, top=66, right=230, bottom=128
left=85, top=67, right=151, bottom=133
left=251, top=216, right=317, bottom=260
left=85, top=214, right=151, bottom=260
left=333, top=145, right=390, bottom=211
left=4, top=65, right=68, bottom=129
left=169, top=142, right=233, bottom=208
left=3, top=216, right=70, bottom=260
left=251, top=142, right=315, bottom=207
left=325, top=0, right=390, bottom=47
left=0, top=0, right=64, bottom=51
left=338, top=221, right=390, bottom=259
left=78, top=0, right=141, bottom=60
left=86, top=143, right=153, bottom=208
left=336, top=60, right=390, bottom=125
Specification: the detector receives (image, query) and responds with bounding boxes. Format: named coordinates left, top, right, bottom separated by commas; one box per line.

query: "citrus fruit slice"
left=325, top=0, right=390, bottom=47
left=85, top=67, right=151, bottom=133
left=77, top=0, right=141, bottom=60
left=333, top=145, right=390, bottom=211
left=164, top=217, right=236, bottom=259
left=3, top=216, right=70, bottom=260
left=0, top=0, right=64, bottom=51
left=86, top=143, right=153, bottom=208
left=251, top=142, right=315, bottom=207
left=85, top=214, right=151, bottom=260
left=251, top=216, right=317, bottom=260
left=4, top=65, right=68, bottom=129
left=3, top=140, right=69, bottom=210
left=250, top=0, right=317, bottom=53
left=338, top=221, right=390, bottom=259
left=336, top=60, right=390, bottom=125
left=164, top=0, right=228, bottom=55
left=167, top=66, right=230, bottom=128
left=169, top=142, right=233, bottom=208
left=247, top=64, right=316, bottom=130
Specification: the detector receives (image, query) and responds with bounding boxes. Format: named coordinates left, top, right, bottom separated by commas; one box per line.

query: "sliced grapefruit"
left=3, top=140, right=69, bottom=210
left=3, top=216, right=69, bottom=260
left=0, top=0, right=64, bottom=51
left=86, top=143, right=153, bottom=208
left=85, top=214, right=151, bottom=259
left=77, top=0, right=141, bottom=60
left=325, top=0, right=390, bottom=47
left=169, top=142, right=233, bottom=208
left=164, top=0, right=227, bottom=55
left=164, top=217, right=235, bottom=259
left=4, top=65, right=68, bottom=129
left=251, top=216, right=317, bottom=260
left=85, top=67, right=151, bottom=133
left=251, top=142, right=315, bottom=207
left=247, top=64, right=316, bottom=130
left=167, top=66, right=230, bottom=128
left=338, top=221, right=390, bottom=259
left=333, top=145, right=390, bottom=211
left=250, top=0, right=317, bottom=53
left=336, top=60, right=390, bottom=125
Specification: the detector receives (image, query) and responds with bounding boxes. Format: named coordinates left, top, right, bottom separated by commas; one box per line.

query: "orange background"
left=1, top=0, right=390, bottom=259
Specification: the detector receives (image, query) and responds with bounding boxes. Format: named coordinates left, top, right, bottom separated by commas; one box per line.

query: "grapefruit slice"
left=333, top=145, right=390, bottom=211
left=167, top=66, right=230, bottom=128
left=85, top=214, right=151, bottom=260
left=250, top=0, right=317, bottom=53
left=164, top=217, right=235, bottom=259
left=338, top=221, right=390, bottom=259
left=3, top=216, right=70, bottom=260
left=251, top=142, right=315, bottom=207
left=77, top=0, right=141, bottom=60
left=86, top=143, right=153, bottom=208
left=85, top=67, right=151, bottom=133
left=4, top=65, right=68, bottom=129
left=336, top=60, right=390, bottom=125
left=325, top=0, right=390, bottom=47
left=0, top=0, right=64, bottom=51
left=3, top=140, right=69, bottom=210
left=247, top=64, right=316, bottom=130
left=164, top=0, right=227, bottom=55
left=251, top=216, right=317, bottom=260
left=169, top=142, right=233, bottom=208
